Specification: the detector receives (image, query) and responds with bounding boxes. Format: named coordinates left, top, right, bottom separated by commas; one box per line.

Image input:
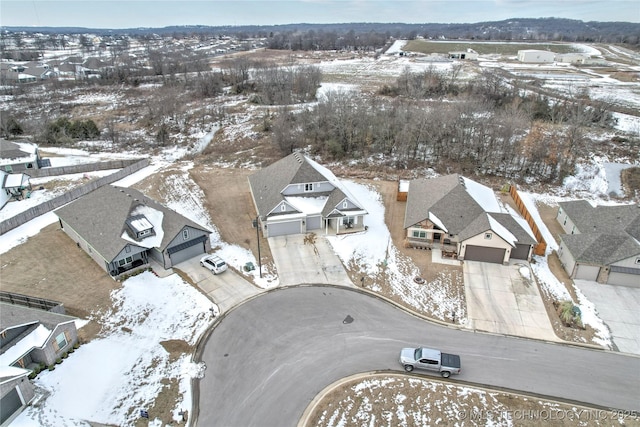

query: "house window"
left=4, top=165, right=12, bottom=172
left=280, top=204, right=286, bottom=212
left=342, top=201, right=348, bottom=209
left=485, top=233, right=492, bottom=239
left=558, top=207, right=563, bottom=215
left=55, top=332, right=68, bottom=350
left=304, top=183, right=313, bottom=192
left=183, top=229, right=189, bottom=240
left=563, top=218, right=567, bottom=225
left=412, top=230, right=426, bottom=239
left=571, top=225, right=575, bottom=234
left=125, top=246, right=131, bottom=253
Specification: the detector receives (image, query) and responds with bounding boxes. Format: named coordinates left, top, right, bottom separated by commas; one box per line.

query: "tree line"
left=268, top=67, right=617, bottom=184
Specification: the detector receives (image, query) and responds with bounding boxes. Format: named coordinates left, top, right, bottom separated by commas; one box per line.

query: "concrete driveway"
left=463, top=261, right=558, bottom=341
left=575, top=279, right=640, bottom=355
left=173, top=257, right=263, bottom=313
left=268, top=235, right=353, bottom=287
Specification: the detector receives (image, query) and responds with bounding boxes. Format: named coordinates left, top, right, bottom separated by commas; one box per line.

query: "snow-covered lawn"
left=13, top=271, right=213, bottom=427
left=328, top=181, right=465, bottom=322
left=308, top=374, right=619, bottom=427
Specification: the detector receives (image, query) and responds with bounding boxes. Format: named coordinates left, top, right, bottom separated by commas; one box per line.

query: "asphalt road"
left=197, top=286, right=640, bottom=427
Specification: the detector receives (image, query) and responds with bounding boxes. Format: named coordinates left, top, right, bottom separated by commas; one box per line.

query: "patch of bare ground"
left=307, top=374, right=640, bottom=427
left=0, top=223, right=120, bottom=342
left=134, top=378, right=188, bottom=427
left=622, top=167, right=640, bottom=200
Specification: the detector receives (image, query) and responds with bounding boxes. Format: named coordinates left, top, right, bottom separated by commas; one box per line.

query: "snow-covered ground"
left=3, top=42, right=639, bottom=425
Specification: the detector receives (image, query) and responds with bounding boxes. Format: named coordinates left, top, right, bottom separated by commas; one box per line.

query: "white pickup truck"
left=399, top=347, right=461, bottom=378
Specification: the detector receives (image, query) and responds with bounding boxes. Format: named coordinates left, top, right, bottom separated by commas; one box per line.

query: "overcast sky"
left=1, top=0, right=638, bottom=29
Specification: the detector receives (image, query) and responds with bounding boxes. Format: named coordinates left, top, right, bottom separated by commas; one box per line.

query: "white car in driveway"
left=200, top=254, right=228, bottom=274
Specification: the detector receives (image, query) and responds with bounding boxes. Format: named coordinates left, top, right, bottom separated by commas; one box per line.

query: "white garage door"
left=575, top=264, right=600, bottom=281
left=307, top=215, right=322, bottom=230
left=608, top=266, right=640, bottom=287
left=267, top=220, right=301, bottom=237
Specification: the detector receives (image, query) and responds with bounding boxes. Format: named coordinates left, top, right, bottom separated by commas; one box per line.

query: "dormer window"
left=126, top=215, right=155, bottom=240
left=304, top=183, right=313, bottom=192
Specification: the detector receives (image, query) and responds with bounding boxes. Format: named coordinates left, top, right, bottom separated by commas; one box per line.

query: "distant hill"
left=3, top=18, right=639, bottom=45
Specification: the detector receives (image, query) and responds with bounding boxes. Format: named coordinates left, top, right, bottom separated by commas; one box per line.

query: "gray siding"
left=60, top=219, right=110, bottom=272
left=282, top=181, right=333, bottom=196
left=28, top=322, right=77, bottom=366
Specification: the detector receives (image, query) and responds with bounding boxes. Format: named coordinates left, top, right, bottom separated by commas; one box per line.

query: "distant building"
left=448, top=49, right=479, bottom=60
left=555, top=53, right=588, bottom=64
left=517, top=49, right=555, bottom=63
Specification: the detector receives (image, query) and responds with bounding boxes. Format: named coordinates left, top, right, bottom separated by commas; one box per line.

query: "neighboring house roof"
left=248, top=152, right=366, bottom=219
left=0, top=139, right=38, bottom=167
left=54, top=185, right=211, bottom=262
left=0, top=365, right=31, bottom=382
left=404, top=174, right=535, bottom=246
left=2, top=172, right=30, bottom=189
left=559, top=200, right=640, bottom=264
left=0, top=303, right=77, bottom=367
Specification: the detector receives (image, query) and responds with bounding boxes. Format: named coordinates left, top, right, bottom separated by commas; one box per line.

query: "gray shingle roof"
left=559, top=201, right=639, bottom=234
left=561, top=233, right=639, bottom=265
left=248, top=152, right=365, bottom=219
left=54, top=185, right=210, bottom=261
left=0, top=303, right=77, bottom=333
left=404, top=174, right=534, bottom=247
left=558, top=200, right=640, bottom=264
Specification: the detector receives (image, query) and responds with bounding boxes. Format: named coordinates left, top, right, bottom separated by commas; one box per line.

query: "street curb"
left=188, top=283, right=634, bottom=426
left=296, top=371, right=626, bottom=427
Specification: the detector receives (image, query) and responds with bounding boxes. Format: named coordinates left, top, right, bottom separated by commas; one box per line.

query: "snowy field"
left=2, top=41, right=639, bottom=426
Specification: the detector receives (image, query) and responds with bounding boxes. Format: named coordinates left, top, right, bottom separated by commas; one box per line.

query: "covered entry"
left=464, top=245, right=505, bottom=264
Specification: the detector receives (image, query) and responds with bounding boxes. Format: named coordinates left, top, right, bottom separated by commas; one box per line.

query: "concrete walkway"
left=463, top=260, right=558, bottom=341
left=268, top=235, right=354, bottom=287
left=575, top=279, right=640, bottom=354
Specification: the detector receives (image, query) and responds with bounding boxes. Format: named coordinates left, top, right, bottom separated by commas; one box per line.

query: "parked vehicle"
left=200, top=254, right=228, bottom=274
left=399, top=347, right=461, bottom=378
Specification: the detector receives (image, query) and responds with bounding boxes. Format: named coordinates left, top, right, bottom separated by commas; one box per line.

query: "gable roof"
left=248, top=152, right=365, bottom=218
left=404, top=174, right=535, bottom=247
left=54, top=185, right=210, bottom=261
left=0, top=303, right=78, bottom=367
left=559, top=200, right=640, bottom=264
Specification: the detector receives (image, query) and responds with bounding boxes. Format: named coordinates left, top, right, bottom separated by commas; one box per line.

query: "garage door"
left=0, top=387, right=22, bottom=424
left=575, top=264, right=600, bottom=281
left=307, top=215, right=322, bottom=230
left=267, top=220, right=301, bottom=237
left=168, top=237, right=207, bottom=266
left=608, top=266, right=640, bottom=287
left=511, top=244, right=531, bottom=260
left=464, top=245, right=505, bottom=264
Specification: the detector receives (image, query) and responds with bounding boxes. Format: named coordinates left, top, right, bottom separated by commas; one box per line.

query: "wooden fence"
left=509, top=184, right=547, bottom=256
left=0, top=158, right=149, bottom=235
left=0, top=291, right=65, bottom=314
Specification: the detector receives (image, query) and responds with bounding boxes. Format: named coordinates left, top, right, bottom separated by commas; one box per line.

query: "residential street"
left=196, top=286, right=640, bottom=427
